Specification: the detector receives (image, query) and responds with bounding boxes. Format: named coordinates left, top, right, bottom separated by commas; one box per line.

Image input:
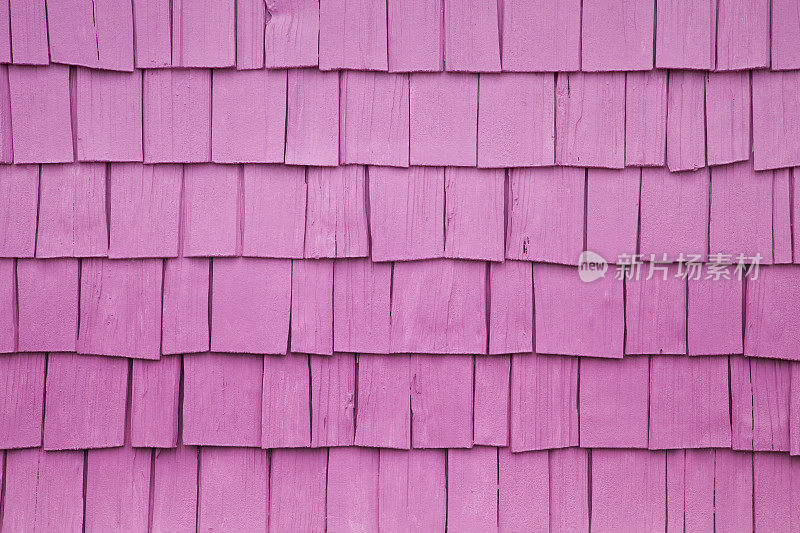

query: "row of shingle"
left=0, top=161, right=794, bottom=265
left=1, top=258, right=799, bottom=358
left=3, top=445, right=795, bottom=532
left=1, top=351, right=799, bottom=453
left=6, top=65, right=800, bottom=170
left=7, top=0, right=799, bottom=73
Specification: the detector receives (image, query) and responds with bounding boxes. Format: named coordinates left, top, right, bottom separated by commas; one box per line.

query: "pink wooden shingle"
left=75, top=68, right=142, bottom=162
left=210, top=257, right=291, bottom=354
left=649, top=355, right=732, bottom=449
left=77, top=258, right=162, bottom=359
left=714, top=450, right=754, bottom=531
left=0, top=353, right=45, bottom=448
left=655, top=0, right=716, bottom=69
left=333, top=258, right=392, bottom=353
left=746, top=265, right=800, bottom=359
left=752, top=70, right=800, bottom=170
left=291, top=259, right=333, bottom=355
left=319, top=0, right=387, bottom=71
left=340, top=71, right=410, bottom=167
left=9, top=0, right=49, bottom=65
left=85, top=447, right=151, bottom=532
left=498, top=448, right=549, bottom=532
left=182, top=163, right=240, bottom=257
left=151, top=446, right=198, bottom=532
left=549, top=448, right=590, bottom=532
left=243, top=164, right=306, bottom=258
left=171, top=0, right=235, bottom=67
left=131, top=355, right=181, bottom=447
left=355, top=354, right=410, bottom=449
left=793, top=363, right=800, bottom=455
left=639, top=166, right=709, bottom=261
left=387, top=0, right=442, bottom=72
left=411, top=354, right=473, bottom=448
left=500, top=0, right=580, bottom=72
left=379, top=449, right=447, bottom=531
left=0, top=66, right=12, bottom=163
left=109, top=163, right=182, bottom=258
left=489, top=260, right=533, bottom=354
left=182, top=352, right=262, bottom=446
left=579, top=355, right=649, bottom=448
left=447, top=447, right=498, bottom=533
left=731, top=357, right=791, bottom=451
left=510, top=353, right=578, bottom=451
left=161, top=257, right=210, bottom=355
left=265, top=0, right=319, bottom=68
left=410, top=72, right=478, bottom=166
left=310, top=353, right=356, bottom=446
left=474, top=355, right=510, bottom=446
left=0, top=1, right=8, bottom=62
left=667, top=450, right=713, bottom=531
left=143, top=68, right=212, bottom=163
left=47, top=0, right=134, bottom=70
left=197, top=447, right=268, bottom=531
left=391, top=259, right=487, bottom=354
left=43, top=352, right=128, bottom=450
left=586, top=168, right=640, bottom=263
left=262, top=353, right=311, bottom=448
left=667, top=70, right=706, bottom=171
left=0, top=164, right=38, bottom=257
left=716, top=0, right=770, bottom=71
left=211, top=68, right=287, bottom=163
left=710, top=160, right=773, bottom=261
left=555, top=72, right=625, bottom=168
left=626, top=265, right=687, bottom=355
left=36, top=163, right=107, bottom=258
left=771, top=0, right=800, bottom=70
left=326, top=447, right=380, bottom=533
left=368, top=165, right=444, bottom=261
left=8, top=65, right=73, bottom=163
left=774, top=169, right=793, bottom=264
left=286, top=68, right=339, bottom=166
left=506, top=166, right=585, bottom=264
left=236, top=0, right=265, bottom=69
left=444, top=167, right=504, bottom=261
left=625, top=70, right=668, bottom=166
left=478, top=72, right=554, bottom=167
left=533, top=264, right=625, bottom=358
left=443, top=0, right=500, bottom=71
left=17, top=258, right=78, bottom=352
left=305, top=165, right=369, bottom=258
left=705, top=71, right=751, bottom=166
left=2, top=449, right=84, bottom=532
left=270, top=449, right=328, bottom=532
left=132, top=0, right=171, bottom=68
left=754, top=452, right=800, bottom=531
left=581, top=0, right=654, bottom=71
left=730, top=356, right=754, bottom=448
left=688, top=275, right=743, bottom=355
left=0, top=259, right=15, bottom=352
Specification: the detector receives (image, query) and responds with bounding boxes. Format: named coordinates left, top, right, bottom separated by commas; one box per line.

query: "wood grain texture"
left=533, top=264, right=624, bottom=357
left=669, top=449, right=715, bottom=531
left=161, top=257, right=210, bottom=355
left=687, top=275, right=743, bottom=355
left=264, top=0, right=319, bottom=68
left=269, top=449, right=327, bottom=532
left=754, top=452, right=800, bottom=531
left=286, top=68, right=339, bottom=166
left=581, top=0, right=653, bottom=71
left=17, top=258, right=79, bottom=352
left=0, top=66, right=12, bottom=163
left=716, top=0, right=770, bottom=70
left=310, top=353, right=356, bottom=447
left=391, top=259, right=487, bottom=354
left=506, top=166, right=585, bottom=264
left=151, top=445, right=198, bottom=533
left=443, top=0, right=500, bottom=71
left=143, top=69, right=212, bottom=163
left=447, top=446, right=498, bottom=532
left=326, top=447, right=380, bottom=533
left=77, top=258, right=162, bottom=359
left=9, top=0, right=49, bottom=65
left=655, top=0, right=716, bottom=69
left=182, top=163, right=241, bottom=257
left=387, top=0, right=443, bottom=72
left=548, top=448, right=590, bottom=532
left=131, top=355, right=181, bottom=447
left=182, top=352, right=263, bottom=447
left=411, top=354, right=473, bottom=448
left=773, top=168, right=793, bottom=264
left=262, top=353, right=311, bottom=448
left=474, top=354, right=510, bottom=446
left=0, top=164, right=38, bottom=257
left=171, top=0, right=235, bottom=67
left=85, top=446, right=151, bottom=532
left=132, top=0, right=171, bottom=68
left=488, top=260, right=533, bottom=355
left=368, top=165, right=444, bottom=261
left=510, top=352, right=578, bottom=451
left=579, top=355, right=649, bottom=448
left=0, top=352, right=45, bottom=448
left=625, top=70, right=668, bottom=166
left=498, top=448, right=549, bottom=532
left=626, top=264, right=687, bottom=355
left=291, top=259, right=334, bottom=355
left=36, top=163, right=108, bottom=258
left=649, top=355, right=732, bottom=449
left=319, top=0, right=388, bottom=71
left=444, top=167, right=504, bottom=261
left=108, top=163, right=182, bottom=258
left=555, top=72, right=625, bottom=168
left=43, top=352, right=128, bottom=450
left=793, top=362, right=800, bottom=455
left=332, top=258, right=392, bottom=353
left=705, top=71, right=751, bottom=166
left=501, top=0, right=580, bottom=71
left=771, top=0, right=800, bottom=70
left=714, top=449, right=754, bottom=531
left=379, top=449, right=447, bottom=531
left=0, top=259, right=15, bottom=352
left=478, top=72, right=554, bottom=167
left=752, top=70, right=800, bottom=170
left=731, top=356, right=791, bottom=451
left=586, top=167, right=640, bottom=263
left=210, top=257, right=291, bottom=354
left=340, top=71, right=409, bottom=167
left=355, top=353, right=411, bottom=449
left=666, top=70, right=706, bottom=172
left=746, top=265, right=800, bottom=360
left=236, top=0, right=265, bottom=69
